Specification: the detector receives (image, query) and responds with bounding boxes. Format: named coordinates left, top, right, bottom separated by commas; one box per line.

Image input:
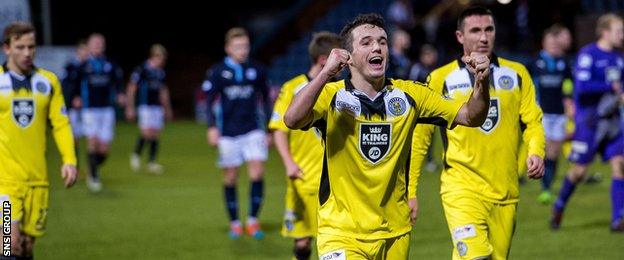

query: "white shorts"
left=218, top=129, right=268, bottom=168
left=138, top=105, right=164, bottom=130
left=82, top=107, right=116, bottom=143
left=69, top=108, right=83, bottom=138
left=542, top=113, right=567, bottom=142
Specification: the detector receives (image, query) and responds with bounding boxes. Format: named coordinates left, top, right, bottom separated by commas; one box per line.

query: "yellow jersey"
left=306, top=78, right=462, bottom=239
left=269, top=74, right=324, bottom=193
left=410, top=55, right=545, bottom=203
left=0, top=65, right=76, bottom=186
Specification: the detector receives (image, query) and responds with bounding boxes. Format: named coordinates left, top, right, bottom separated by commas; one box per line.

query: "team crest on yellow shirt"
left=12, top=98, right=35, bottom=128
left=497, top=75, right=514, bottom=90
left=479, top=98, right=499, bottom=134
left=387, top=97, right=406, bottom=116
left=359, top=123, right=391, bottom=164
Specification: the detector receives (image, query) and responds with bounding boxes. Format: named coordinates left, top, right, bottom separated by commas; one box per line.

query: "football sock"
left=224, top=185, right=239, bottom=221
left=148, top=140, right=159, bottom=162
left=541, top=158, right=557, bottom=190
left=134, top=137, right=145, bottom=155
left=294, top=247, right=312, bottom=260
left=554, top=176, right=576, bottom=212
left=88, top=152, right=98, bottom=178
left=611, top=178, right=624, bottom=223
left=250, top=180, right=264, bottom=218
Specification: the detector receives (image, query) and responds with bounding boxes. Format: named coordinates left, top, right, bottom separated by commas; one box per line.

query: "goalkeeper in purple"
left=551, top=14, right=624, bottom=232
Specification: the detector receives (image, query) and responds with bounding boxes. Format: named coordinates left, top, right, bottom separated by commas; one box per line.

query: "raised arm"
left=284, top=48, right=351, bottom=129
left=453, top=53, right=491, bottom=127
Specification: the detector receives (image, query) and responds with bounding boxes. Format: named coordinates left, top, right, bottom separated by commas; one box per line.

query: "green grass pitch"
left=37, top=121, right=623, bottom=259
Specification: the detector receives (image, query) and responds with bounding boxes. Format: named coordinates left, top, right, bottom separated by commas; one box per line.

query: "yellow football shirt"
left=269, top=74, right=324, bottom=193
left=0, top=66, right=76, bottom=186
left=306, top=78, right=462, bottom=239
left=410, top=55, right=545, bottom=203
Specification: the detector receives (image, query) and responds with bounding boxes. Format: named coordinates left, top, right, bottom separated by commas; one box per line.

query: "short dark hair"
left=3, top=22, right=35, bottom=45
left=543, top=23, right=568, bottom=38
left=457, top=6, right=494, bottom=31
left=340, top=13, right=386, bottom=52
left=308, top=31, right=340, bottom=64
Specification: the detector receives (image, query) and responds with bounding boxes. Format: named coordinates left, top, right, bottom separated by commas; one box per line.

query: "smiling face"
left=348, top=24, right=388, bottom=80
left=456, top=15, right=495, bottom=56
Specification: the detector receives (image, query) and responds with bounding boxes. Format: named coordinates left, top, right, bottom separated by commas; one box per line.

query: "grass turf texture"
left=38, top=121, right=623, bottom=259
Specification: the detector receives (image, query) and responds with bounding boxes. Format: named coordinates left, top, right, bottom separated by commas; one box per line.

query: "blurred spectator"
left=409, top=44, right=438, bottom=82
left=387, top=0, right=415, bottom=31
left=388, top=29, right=412, bottom=79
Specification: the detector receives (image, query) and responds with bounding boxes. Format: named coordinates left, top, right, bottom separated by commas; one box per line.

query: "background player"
left=203, top=27, right=272, bottom=239
left=529, top=24, right=574, bottom=204
left=127, top=44, right=173, bottom=174
left=0, top=21, right=77, bottom=259
left=551, top=13, right=624, bottom=232
left=73, top=33, right=125, bottom=192
left=61, top=39, right=88, bottom=170
left=411, top=7, right=545, bottom=259
left=270, top=31, right=340, bottom=260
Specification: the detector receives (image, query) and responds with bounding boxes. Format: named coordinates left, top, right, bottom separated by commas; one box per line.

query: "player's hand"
left=72, top=97, right=82, bottom=109
left=61, top=164, right=77, bottom=188
left=125, top=107, right=136, bottom=122
left=462, top=53, right=490, bottom=85
left=165, top=109, right=174, bottom=121
left=526, top=155, right=544, bottom=179
left=285, top=160, right=303, bottom=180
left=612, top=81, right=622, bottom=94
left=207, top=127, right=220, bottom=146
left=117, top=94, right=127, bottom=107
left=321, top=48, right=352, bottom=78
left=408, top=197, right=419, bottom=225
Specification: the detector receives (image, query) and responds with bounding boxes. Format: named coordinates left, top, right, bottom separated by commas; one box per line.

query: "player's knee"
left=295, top=237, right=312, bottom=249
left=567, top=165, right=587, bottom=183
left=247, top=162, right=264, bottom=180
left=222, top=169, right=238, bottom=185
left=609, top=157, right=624, bottom=178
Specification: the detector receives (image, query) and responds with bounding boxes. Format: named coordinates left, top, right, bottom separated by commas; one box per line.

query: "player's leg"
left=218, top=135, right=244, bottom=239
left=131, top=106, right=149, bottom=171
left=81, top=108, right=102, bottom=190
left=19, top=186, right=48, bottom=258
left=284, top=185, right=317, bottom=260
left=603, top=135, right=624, bottom=232
left=382, top=232, right=410, bottom=260
left=145, top=106, right=165, bottom=173
left=294, top=237, right=313, bottom=260
left=243, top=130, right=268, bottom=239
left=552, top=125, right=597, bottom=229
left=441, top=192, right=492, bottom=260
left=1, top=187, right=26, bottom=257
left=539, top=114, right=566, bottom=204
left=487, top=203, right=517, bottom=259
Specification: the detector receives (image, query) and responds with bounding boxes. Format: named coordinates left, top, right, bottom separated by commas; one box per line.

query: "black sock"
left=88, top=152, right=98, bottom=179
left=224, top=185, right=239, bottom=221
left=148, top=139, right=159, bottom=162
left=95, top=153, right=108, bottom=166
left=250, top=180, right=264, bottom=218
left=16, top=256, right=33, bottom=260
left=134, top=137, right=145, bottom=155
left=74, top=143, right=80, bottom=169
left=294, top=247, right=311, bottom=260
